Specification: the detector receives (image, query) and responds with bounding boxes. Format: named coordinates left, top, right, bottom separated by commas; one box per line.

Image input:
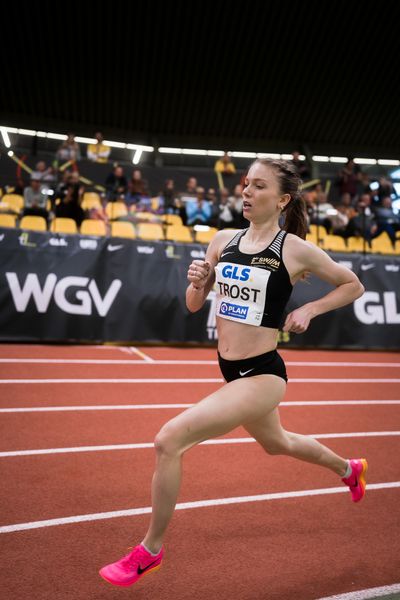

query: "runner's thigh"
left=157, top=374, right=286, bottom=453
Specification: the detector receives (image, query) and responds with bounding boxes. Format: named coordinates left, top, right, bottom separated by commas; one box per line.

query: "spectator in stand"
left=185, top=187, right=212, bottom=226
left=125, top=169, right=151, bottom=212
left=105, top=165, right=127, bottom=201
left=229, top=183, right=247, bottom=228
left=345, top=197, right=377, bottom=241
left=373, top=196, right=400, bottom=243
left=337, top=158, right=361, bottom=199
left=309, top=186, right=336, bottom=232
left=205, top=188, right=219, bottom=227
left=177, top=177, right=199, bottom=225
left=214, top=152, right=236, bottom=175
left=87, top=132, right=111, bottom=163
left=290, top=151, right=310, bottom=180
left=178, top=177, right=198, bottom=203
left=376, top=176, right=395, bottom=203
left=331, top=204, right=350, bottom=237
left=55, top=182, right=85, bottom=226
left=22, top=176, right=50, bottom=221
left=55, top=133, right=81, bottom=169
left=339, top=192, right=358, bottom=218
left=356, top=172, right=372, bottom=198
left=159, top=179, right=178, bottom=214
left=30, top=161, right=56, bottom=186
left=53, top=171, right=85, bottom=211
left=218, top=188, right=235, bottom=228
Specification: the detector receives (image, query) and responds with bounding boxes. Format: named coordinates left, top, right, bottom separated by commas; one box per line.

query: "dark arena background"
left=0, top=3, right=399, bottom=599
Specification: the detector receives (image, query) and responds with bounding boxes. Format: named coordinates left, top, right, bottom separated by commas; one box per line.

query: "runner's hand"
left=282, top=306, right=313, bottom=334
left=187, top=260, right=211, bottom=289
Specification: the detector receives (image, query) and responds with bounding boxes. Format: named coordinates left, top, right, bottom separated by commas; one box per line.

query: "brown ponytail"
left=281, top=194, right=308, bottom=239
left=250, top=158, right=308, bottom=239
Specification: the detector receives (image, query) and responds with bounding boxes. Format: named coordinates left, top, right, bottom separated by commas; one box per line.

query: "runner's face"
left=242, top=163, right=282, bottom=222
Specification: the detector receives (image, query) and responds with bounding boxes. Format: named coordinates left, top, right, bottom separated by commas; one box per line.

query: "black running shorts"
left=218, top=349, right=288, bottom=383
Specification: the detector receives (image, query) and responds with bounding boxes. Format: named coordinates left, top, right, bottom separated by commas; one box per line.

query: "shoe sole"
left=354, top=458, right=368, bottom=502
left=99, top=564, right=162, bottom=587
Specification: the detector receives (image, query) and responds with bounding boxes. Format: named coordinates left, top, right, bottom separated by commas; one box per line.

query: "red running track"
left=0, top=344, right=399, bottom=600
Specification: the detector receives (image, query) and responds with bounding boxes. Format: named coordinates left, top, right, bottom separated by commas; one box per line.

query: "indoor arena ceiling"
left=1, top=1, right=399, bottom=157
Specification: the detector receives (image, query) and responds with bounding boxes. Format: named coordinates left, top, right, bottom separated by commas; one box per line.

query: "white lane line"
left=0, top=378, right=223, bottom=384
left=1, top=400, right=399, bottom=413
left=0, top=404, right=195, bottom=413
left=128, top=347, right=155, bottom=362
left=0, top=358, right=398, bottom=367
left=316, top=582, right=400, bottom=599
left=1, top=431, right=399, bottom=457
left=0, top=378, right=399, bottom=384
left=1, top=481, right=399, bottom=534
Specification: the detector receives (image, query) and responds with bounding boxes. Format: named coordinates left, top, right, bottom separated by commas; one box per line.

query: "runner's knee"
left=154, top=423, right=185, bottom=457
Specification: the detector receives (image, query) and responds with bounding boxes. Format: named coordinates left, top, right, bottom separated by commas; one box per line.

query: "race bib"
left=215, top=262, right=271, bottom=326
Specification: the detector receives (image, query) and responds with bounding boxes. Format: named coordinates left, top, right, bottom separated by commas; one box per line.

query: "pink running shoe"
left=342, top=458, right=368, bottom=502
left=99, top=544, right=164, bottom=587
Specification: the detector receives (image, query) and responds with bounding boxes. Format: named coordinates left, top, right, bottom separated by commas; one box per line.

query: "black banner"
left=0, top=228, right=399, bottom=349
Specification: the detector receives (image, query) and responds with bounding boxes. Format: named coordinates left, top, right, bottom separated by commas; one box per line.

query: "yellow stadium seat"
left=1, top=194, right=24, bottom=214
left=19, top=215, right=47, bottom=231
left=105, top=202, right=128, bottom=220
left=308, top=223, right=327, bottom=243
left=0, top=214, right=17, bottom=228
left=110, top=221, right=136, bottom=239
left=166, top=224, right=193, bottom=243
left=137, top=223, right=164, bottom=241
left=50, top=218, right=78, bottom=234
left=135, top=211, right=156, bottom=222
left=195, top=226, right=218, bottom=244
left=81, top=192, right=102, bottom=210
left=346, top=236, right=368, bottom=253
left=306, top=233, right=318, bottom=244
left=162, top=214, right=183, bottom=226
left=321, top=234, right=347, bottom=252
left=80, top=219, right=107, bottom=236
left=370, top=233, right=398, bottom=255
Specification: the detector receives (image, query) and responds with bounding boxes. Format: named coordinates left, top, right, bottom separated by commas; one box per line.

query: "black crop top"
left=215, top=228, right=293, bottom=328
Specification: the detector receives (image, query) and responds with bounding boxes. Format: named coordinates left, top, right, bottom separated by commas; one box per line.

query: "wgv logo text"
left=6, top=273, right=122, bottom=316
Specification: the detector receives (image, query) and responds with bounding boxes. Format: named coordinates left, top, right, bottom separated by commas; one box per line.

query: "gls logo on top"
left=6, top=273, right=122, bottom=316
left=221, top=265, right=251, bottom=281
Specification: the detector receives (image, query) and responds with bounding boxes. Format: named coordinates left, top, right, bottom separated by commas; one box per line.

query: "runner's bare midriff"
left=217, top=317, right=278, bottom=360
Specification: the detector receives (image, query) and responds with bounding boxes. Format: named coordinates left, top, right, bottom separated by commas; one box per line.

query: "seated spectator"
left=30, top=161, right=56, bottom=186
left=177, top=177, right=198, bottom=204
left=310, top=188, right=336, bottom=232
left=290, top=151, right=310, bottom=180
left=22, top=176, right=50, bottom=221
left=186, top=187, right=212, bottom=226
left=55, top=133, right=81, bottom=167
left=159, top=179, right=178, bottom=214
left=229, top=184, right=246, bottom=228
left=331, top=205, right=350, bottom=237
left=87, top=132, right=111, bottom=163
left=55, top=182, right=85, bottom=226
left=105, top=165, right=127, bottom=201
left=376, top=177, right=395, bottom=203
left=214, top=152, right=236, bottom=175
left=345, top=197, right=377, bottom=241
left=373, top=196, right=400, bottom=243
left=218, top=188, right=235, bottom=228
